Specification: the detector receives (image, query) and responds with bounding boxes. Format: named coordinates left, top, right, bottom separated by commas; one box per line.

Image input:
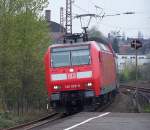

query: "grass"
left=0, top=104, right=4, bottom=113
left=0, top=111, right=48, bottom=129
left=144, top=105, right=150, bottom=113
left=0, top=117, right=16, bottom=128
left=0, top=112, right=18, bottom=128
left=0, top=112, right=28, bottom=128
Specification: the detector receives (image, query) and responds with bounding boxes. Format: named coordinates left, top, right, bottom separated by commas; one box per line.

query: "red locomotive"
left=44, top=41, right=118, bottom=113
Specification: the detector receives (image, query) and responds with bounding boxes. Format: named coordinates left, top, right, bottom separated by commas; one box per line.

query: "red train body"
left=44, top=41, right=117, bottom=113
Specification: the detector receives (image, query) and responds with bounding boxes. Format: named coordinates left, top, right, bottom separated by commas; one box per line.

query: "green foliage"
left=119, top=67, right=130, bottom=82
left=141, top=64, right=150, bottom=80
left=0, top=0, right=50, bottom=114
left=0, top=118, right=15, bottom=128
left=144, top=105, right=150, bottom=113
left=0, top=112, right=18, bottom=128
left=119, top=65, right=142, bottom=82
left=0, top=111, right=47, bottom=128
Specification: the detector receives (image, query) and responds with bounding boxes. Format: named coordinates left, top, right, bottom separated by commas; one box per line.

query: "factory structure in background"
left=116, top=38, right=150, bottom=72
left=45, top=9, right=65, bottom=43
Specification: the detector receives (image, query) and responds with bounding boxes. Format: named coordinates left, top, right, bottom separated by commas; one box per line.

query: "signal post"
left=131, top=39, right=142, bottom=110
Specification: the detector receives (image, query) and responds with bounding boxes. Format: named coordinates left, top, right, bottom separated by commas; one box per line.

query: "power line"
left=100, top=22, right=150, bottom=31
left=72, top=3, right=89, bottom=13
left=72, top=4, right=137, bottom=30
left=89, top=0, right=123, bottom=14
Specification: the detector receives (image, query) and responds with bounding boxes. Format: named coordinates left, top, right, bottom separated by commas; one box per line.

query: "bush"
left=119, top=65, right=142, bottom=82
left=0, top=118, right=15, bottom=128
left=0, top=112, right=16, bottom=128
left=141, top=64, right=150, bottom=80
left=144, top=105, right=150, bottom=113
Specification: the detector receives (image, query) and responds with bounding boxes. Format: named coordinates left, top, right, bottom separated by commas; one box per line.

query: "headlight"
left=53, top=86, right=61, bottom=90
left=85, top=82, right=93, bottom=89
left=87, top=83, right=92, bottom=87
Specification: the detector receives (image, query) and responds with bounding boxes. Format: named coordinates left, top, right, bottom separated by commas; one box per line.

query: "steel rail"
left=120, top=84, right=150, bottom=93
left=5, top=112, right=59, bottom=130
left=24, top=113, right=62, bottom=130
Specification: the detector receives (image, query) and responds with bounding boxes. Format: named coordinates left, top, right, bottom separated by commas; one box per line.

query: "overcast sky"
left=47, top=0, right=150, bottom=38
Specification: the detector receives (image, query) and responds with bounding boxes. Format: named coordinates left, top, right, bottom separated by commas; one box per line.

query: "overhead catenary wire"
left=72, top=3, right=89, bottom=14
left=99, top=22, right=150, bottom=31
left=72, top=2, right=138, bottom=31
left=66, top=1, right=150, bottom=38
left=72, top=2, right=127, bottom=22
left=89, top=0, right=123, bottom=15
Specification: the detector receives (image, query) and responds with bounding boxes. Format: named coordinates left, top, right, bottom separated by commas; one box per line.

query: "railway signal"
left=130, top=39, right=142, bottom=82
left=131, top=39, right=142, bottom=111
left=131, top=39, right=142, bottom=49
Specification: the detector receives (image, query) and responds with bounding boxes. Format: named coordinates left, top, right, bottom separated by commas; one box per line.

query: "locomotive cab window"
left=51, top=45, right=90, bottom=67
left=51, top=51, right=70, bottom=67
left=72, top=49, right=90, bottom=66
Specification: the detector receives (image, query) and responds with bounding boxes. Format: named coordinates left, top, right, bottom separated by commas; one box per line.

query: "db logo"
left=67, top=73, right=76, bottom=79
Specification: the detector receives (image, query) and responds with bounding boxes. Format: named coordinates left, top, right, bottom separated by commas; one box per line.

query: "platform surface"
left=33, top=112, right=150, bottom=130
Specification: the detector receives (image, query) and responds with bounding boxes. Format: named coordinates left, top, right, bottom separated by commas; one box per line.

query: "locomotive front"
left=45, top=43, right=96, bottom=113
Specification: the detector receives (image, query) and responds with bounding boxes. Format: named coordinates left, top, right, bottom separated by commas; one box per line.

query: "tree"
left=0, top=0, right=50, bottom=113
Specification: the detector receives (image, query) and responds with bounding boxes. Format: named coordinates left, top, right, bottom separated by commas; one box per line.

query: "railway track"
left=120, top=83, right=150, bottom=112
left=95, top=93, right=116, bottom=112
left=5, top=104, right=111, bottom=130
left=5, top=110, right=82, bottom=130
left=5, top=112, right=62, bottom=130
left=96, top=101, right=113, bottom=112
left=3, top=89, right=126, bottom=130
left=5, top=103, right=114, bottom=130
left=120, top=84, right=150, bottom=93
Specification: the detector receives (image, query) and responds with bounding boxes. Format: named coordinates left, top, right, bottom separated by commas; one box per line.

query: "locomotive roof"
left=49, top=40, right=109, bottom=48
left=48, top=41, right=114, bottom=56
left=49, top=41, right=92, bottom=48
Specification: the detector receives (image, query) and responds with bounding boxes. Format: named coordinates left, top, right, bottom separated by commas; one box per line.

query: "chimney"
left=45, top=10, right=51, bottom=22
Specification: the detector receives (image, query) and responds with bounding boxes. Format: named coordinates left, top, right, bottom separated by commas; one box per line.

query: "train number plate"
left=65, top=84, right=80, bottom=89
